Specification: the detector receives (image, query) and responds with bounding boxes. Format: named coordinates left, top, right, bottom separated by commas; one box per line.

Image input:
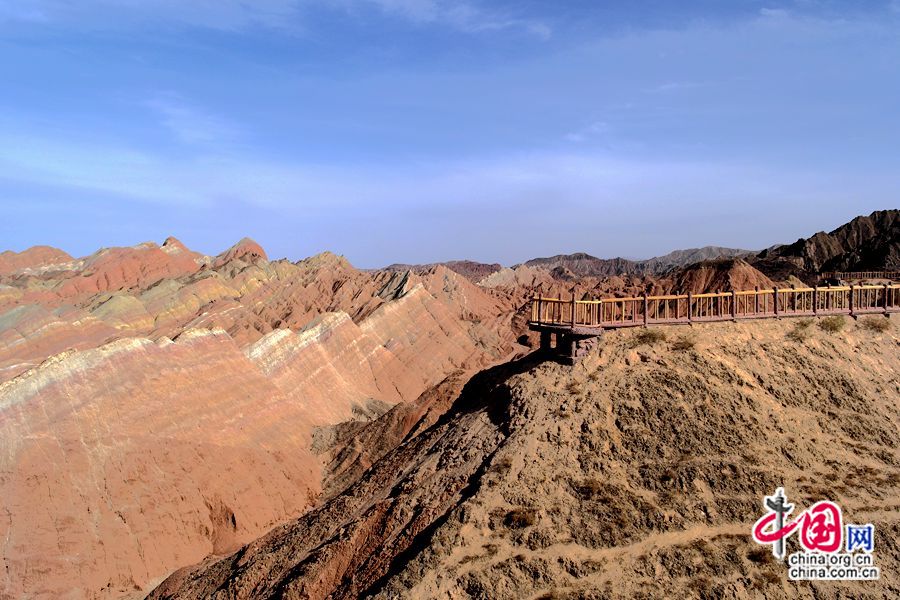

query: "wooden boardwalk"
left=529, top=283, right=900, bottom=362
left=821, top=270, right=900, bottom=281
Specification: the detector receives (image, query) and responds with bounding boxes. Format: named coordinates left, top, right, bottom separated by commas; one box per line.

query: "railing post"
left=813, top=285, right=818, bottom=316
left=731, top=290, right=737, bottom=320
left=571, top=293, right=577, bottom=327
left=826, top=283, right=831, bottom=312
left=885, top=283, right=891, bottom=315
left=687, top=292, right=693, bottom=324
left=754, top=286, right=759, bottom=314
left=849, top=284, right=855, bottom=317
left=643, top=293, right=649, bottom=326
left=536, top=295, right=542, bottom=324
left=773, top=286, right=779, bottom=318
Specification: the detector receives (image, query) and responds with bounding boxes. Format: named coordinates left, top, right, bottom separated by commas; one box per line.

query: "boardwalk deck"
left=529, top=283, right=900, bottom=362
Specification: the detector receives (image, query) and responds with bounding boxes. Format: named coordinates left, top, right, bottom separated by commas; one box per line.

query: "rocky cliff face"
left=0, top=238, right=523, bottom=599
left=668, top=258, right=775, bottom=294
left=150, top=319, right=900, bottom=599
left=754, top=209, right=900, bottom=280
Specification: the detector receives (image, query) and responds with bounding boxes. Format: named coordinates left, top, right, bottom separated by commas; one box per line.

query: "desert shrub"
left=861, top=317, right=891, bottom=332
left=576, top=478, right=605, bottom=498
left=787, top=324, right=811, bottom=343
left=747, top=547, right=773, bottom=565
left=818, top=315, right=845, bottom=333
left=565, top=380, right=583, bottom=395
left=671, top=334, right=696, bottom=351
left=632, top=328, right=666, bottom=347
left=490, top=456, right=512, bottom=474
left=795, top=318, right=814, bottom=330
left=751, top=571, right=781, bottom=589
left=505, top=508, right=537, bottom=528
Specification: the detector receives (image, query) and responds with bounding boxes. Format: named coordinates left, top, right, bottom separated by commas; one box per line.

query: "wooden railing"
left=821, top=271, right=900, bottom=281
left=530, top=284, right=900, bottom=329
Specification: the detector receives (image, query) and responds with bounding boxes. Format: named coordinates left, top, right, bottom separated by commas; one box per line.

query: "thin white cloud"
left=1, top=0, right=550, bottom=37
left=0, top=125, right=886, bottom=217
left=759, top=7, right=790, bottom=20
left=0, top=0, right=304, bottom=32
left=565, top=121, right=609, bottom=143
left=145, top=93, right=238, bottom=146
left=341, top=0, right=551, bottom=37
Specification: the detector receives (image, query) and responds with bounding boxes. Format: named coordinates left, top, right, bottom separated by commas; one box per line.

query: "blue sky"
left=1, top=1, right=897, bottom=266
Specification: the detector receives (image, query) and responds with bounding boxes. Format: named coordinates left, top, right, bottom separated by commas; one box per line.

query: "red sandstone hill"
left=0, top=245, right=74, bottom=275
left=666, top=258, right=775, bottom=294
left=0, top=237, right=525, bottom=599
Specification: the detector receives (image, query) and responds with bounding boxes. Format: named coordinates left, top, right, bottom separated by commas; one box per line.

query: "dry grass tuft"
left=861, top=317, right=891, bottom=332
left=671, top=334, right=696, bottom=351
left=632, top=329, right=666, bottom=347
left=747, top=547, right=774, bottom=565
left=505, top=508, right=537, bottom=528
left=787, top=324, right=812, bottom=343
left=565, top=380, right=583, bottom=395
left=795, top=318, right=814, bottom=330
left=576, top=478, right=605, bottom=498
left=818, top=315, right=846, bottom=333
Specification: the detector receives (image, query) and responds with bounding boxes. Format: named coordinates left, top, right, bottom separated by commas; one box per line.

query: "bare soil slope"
left=151, top=317, right=900, bottom=599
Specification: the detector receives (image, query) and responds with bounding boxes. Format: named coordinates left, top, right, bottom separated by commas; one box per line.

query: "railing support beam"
left=643, top=293, right=648, bottom=327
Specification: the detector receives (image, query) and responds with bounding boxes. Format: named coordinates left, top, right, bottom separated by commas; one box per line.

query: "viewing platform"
left=529, top=283, right=900, bottom=362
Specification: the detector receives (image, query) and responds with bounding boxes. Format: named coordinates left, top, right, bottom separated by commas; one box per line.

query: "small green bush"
left=860, top=317, right=891, bottom=332
left=795, top=318, right=814, bottom=330
left=818, top=315, right=846, bottom=333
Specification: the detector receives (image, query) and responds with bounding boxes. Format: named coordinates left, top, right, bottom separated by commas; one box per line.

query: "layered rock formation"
left=0, top=238, right=523, bottom=599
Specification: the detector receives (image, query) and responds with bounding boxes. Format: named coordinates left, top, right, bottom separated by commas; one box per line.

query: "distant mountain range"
left=403, top=209, right=899, bottom=284
left=753, top=209, right=899, bottom=281
left=523, top=246, right=754, bottom=278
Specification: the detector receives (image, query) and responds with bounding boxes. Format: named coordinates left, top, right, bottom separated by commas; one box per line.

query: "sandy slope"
left=152, top=316, right=899, bottom=599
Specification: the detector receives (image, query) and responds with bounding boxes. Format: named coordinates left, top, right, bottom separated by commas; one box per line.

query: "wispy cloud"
left=1, top=0, right=550, bottom=37
left=145, top=92, right=238, bottom=146
left=564, top=121, right=609, bottom=143
left=0, top=0, right=304, bottom=32
left=364, top=0, right=551, bottom=37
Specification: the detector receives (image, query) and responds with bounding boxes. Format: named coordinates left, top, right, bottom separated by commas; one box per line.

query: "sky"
left=0, top=0, right=898, bottom=267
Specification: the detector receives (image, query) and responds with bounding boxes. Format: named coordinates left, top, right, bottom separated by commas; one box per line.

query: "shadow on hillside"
left=434, top=349, right=551, bottom=430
